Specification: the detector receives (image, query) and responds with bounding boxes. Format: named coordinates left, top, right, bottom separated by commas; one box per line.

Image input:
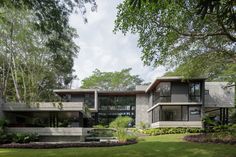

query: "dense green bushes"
left=0, top=118, right=39, bottom=144
left=140, top=127, right=202, bottom=136
left=89, top=128, right=115, bottom=137
left=0, top=132, right=39, bottom=144
left=109, top=116, right=136, bottom=142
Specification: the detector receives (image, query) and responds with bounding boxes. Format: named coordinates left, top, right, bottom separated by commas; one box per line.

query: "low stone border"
left=184, top=134, right=236, bottom=145
left=0, top=141, right=137, bottom=149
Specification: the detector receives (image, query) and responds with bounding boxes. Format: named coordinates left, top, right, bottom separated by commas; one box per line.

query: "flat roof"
left=53, top=89, right=97, bottom=95
left=53, top=88, right=145, bottom=96
left=145, top=76, right=207, bottom=93
left=98, top=90, right=145, bottom=96
left=54, top=76, right=207, bottom=95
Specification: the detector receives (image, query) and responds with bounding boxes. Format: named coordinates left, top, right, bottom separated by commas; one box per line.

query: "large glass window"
left=5, top=111, right=83, bottom=127
left=153, top=82, right=171, bottom=104
left=84, top=93, right=95, bottom=108
left=98, top=96, right=136, bottom=126
left=189, top=82, right=201, bottom=102
left=151, top=105, right=202, bottom=121
left=69, top=93, right=95, bottom=108
left=152, top=106, right=160, bottom=123
left=189, top=106, right=201, bottom=121
left=160, top=106, right=182, bottom=121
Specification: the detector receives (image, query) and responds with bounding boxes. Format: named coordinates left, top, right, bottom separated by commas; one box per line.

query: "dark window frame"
left=151, top=105, right=201, bottom=122
left=153, top=82, right=171, bottom=104
left=189, top=82, right=202, bottom=102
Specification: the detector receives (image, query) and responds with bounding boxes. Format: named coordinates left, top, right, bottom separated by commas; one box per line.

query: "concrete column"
left=135, top=94, right=149, bottom=127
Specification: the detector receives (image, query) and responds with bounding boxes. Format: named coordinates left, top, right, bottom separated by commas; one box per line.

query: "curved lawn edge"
left=0, top=141, right=137, bottom=149
left=184, top=134, right=236, bottom=145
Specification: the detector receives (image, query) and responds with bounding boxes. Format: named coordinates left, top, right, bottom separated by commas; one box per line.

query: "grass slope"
left=0, top=134, right=235, bottom=157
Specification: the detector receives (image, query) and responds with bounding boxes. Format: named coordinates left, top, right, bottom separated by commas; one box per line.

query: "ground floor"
left=0, top=134, right=235, bottom=157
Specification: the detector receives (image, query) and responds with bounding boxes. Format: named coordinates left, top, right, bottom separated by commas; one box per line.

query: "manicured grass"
left=0, top=134, right=236, bottom=157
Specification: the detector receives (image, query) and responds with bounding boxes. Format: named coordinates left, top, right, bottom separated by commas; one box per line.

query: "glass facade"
left=189, top=82, right=201, bottom=102
left=97, top=96, right=136, bottom=126
left=153, top=82, right=171, bottom=104
left=152, top=105, right=201, bottom=122
left=5, top=111, right=83, bottom=127
left=63, top=93, right=95, bottom=108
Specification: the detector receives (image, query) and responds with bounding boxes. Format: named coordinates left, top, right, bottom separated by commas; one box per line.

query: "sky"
left=69, top=0, right=166, bottom=88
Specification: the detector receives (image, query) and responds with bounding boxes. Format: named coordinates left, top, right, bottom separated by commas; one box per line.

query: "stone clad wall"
left=135, top=94, right=150, bottom=127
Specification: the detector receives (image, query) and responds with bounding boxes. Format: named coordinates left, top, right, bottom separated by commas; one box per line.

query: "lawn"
left=0, top=134, right=235, bottom=157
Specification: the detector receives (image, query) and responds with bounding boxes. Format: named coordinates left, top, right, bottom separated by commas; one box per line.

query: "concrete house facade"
left=0, top=76, right=235, bottom=141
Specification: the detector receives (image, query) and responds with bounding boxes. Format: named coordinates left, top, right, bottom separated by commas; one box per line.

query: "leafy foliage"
left=140, top=127, right=202, bottom=136
left=0, top=4, right=78, bottom=102
left=88, top=128, right=115, bottom=137
left=0, top=118, right=7, bottom=130
left=114, top=0, right=235, bottom=79
left=81, top=68, right=143, bottom=91
left=0, top=132, right=39, bottom=144
left=109, top=116, right=134, bottom=142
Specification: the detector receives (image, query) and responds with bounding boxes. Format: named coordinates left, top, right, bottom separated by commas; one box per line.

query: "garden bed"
left=0, top=141, right=137, bottom=149
left=184, top=134, right=236, bottom=145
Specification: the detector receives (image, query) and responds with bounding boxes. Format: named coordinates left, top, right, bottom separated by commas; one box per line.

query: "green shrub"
left=109, top=116, right=135, bottom=142
left=0, top=132, right=39, bottom=144
left=110, top=116, right=133, bottom=128
left=0, top=118, right=8, bottom=131
left=138, top=121, right=149, bottom=130
left=89, top=128, right=115, bottom=137
left=202, top=115, right=217, bottom=132
left=0, top=132, right=12, bottom=144
left=12, top=133, right=39, bottom=143
left=141, top=127, right=202, bottom=136
left=93, top=124, right=106, bottom=129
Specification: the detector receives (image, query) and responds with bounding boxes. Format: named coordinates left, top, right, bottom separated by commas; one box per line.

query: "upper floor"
left=145, top=77, right=205, bottom=105
left=1, top=76, right=234, bottom=113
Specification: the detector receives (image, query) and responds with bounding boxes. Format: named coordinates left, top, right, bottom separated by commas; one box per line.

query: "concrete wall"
left=2, top=102, right=85, bottom=111
left=205, top=82, right=235, bottom=108
left=150, top=121, right=202, bottom=128
left=6, top=127, right=89, bottom=136
left=135, top=94, right=150, bottom=126
left=171, top=82, right=189, bottom=102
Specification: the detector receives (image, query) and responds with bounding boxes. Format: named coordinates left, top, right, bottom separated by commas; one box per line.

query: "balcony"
left=6, top=127, right=92, bottom=136
left=2, top=102, right=85, bottom=112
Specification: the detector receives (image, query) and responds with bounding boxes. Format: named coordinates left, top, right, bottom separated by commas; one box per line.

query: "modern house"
left=0, top=76, right=235, bottom=141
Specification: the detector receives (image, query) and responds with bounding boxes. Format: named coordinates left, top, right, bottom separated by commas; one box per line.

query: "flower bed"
left=184, top=133, right=236, bottom=145
left=0, top=141, right=137, bottom=149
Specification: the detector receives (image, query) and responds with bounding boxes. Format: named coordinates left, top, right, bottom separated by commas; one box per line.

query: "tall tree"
left=81, top=68, right=143, bottom=91
left=0, top=4, right=77, bottom=103
left=114, top=0, right=235, bottom=79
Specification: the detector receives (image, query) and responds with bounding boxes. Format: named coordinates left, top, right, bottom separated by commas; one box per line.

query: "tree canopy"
left=81, top=68, right=143, bottom=91
left=0, top=0, right=98, bottom=102
left=114, top=0, right=235, bottom=79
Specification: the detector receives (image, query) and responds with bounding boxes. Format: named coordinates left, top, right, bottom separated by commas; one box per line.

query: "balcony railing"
left=6, top=127, right=92, bottom=136
left=3, top=102, right=85, bottom=112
